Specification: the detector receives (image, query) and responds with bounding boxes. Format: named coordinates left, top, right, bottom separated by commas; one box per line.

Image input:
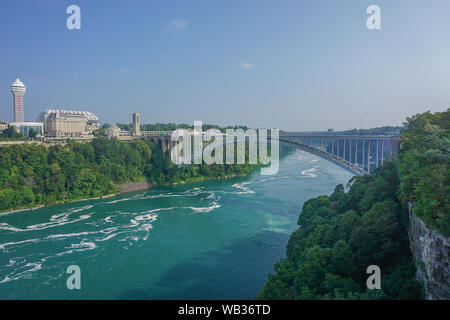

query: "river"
left=0, top=145, right=352, bottom=299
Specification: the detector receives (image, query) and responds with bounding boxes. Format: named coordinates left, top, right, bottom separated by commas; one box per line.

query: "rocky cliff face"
left=408, top=204, right=450, bottom=300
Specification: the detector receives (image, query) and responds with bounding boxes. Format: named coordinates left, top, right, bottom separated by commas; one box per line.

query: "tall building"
left=132, top=112, right=141, bottom=136
left=11, top=79, right=26, bottom=122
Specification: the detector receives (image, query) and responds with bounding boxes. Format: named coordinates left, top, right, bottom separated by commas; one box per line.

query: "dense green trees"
left=397, top=109, right=449, bottom=235
left=0, top=126, right=25, bottom=140
left=0, top=137, right=256, bottom=212
left=258, top=161, right=424, bottom=300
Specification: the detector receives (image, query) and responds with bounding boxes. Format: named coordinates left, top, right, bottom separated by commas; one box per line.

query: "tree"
left=398, top=109, right=449, bottom=235
left=28, top=128, right=37, bottom=138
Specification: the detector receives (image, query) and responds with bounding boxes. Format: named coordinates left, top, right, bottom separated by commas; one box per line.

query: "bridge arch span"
left=280, top=139, right=365, bottom=176
left=279, top=134, right=402, bottom=176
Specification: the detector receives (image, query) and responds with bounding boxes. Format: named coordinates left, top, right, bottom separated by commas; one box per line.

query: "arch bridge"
left=109, top=128, right=402, bottom=176
left=279, top=133, right=402, bottom=176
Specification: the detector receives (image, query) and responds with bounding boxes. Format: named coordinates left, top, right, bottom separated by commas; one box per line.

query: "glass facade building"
left=9, top=122, right=44, bottom=137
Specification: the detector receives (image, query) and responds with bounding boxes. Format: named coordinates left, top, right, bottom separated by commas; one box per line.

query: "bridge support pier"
left=349, top=139, right=352, bottom=163
left=336, top=139, right=340, bottom=158
left=362, top=141, right=365, bottom=173
left=343, top=139, right=346, bottom=162
left=376, top=140, right=379, bottom=168
left=332, top=137, right=335, bottom=156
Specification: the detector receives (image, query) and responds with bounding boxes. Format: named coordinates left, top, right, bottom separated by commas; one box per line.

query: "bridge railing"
left=280, top=133, right=402, bottom=140
left=141, top=131, right=174, bottom=137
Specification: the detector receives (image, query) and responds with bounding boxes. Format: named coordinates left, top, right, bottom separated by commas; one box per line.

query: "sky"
left=0, top=0, right=449, bottom=131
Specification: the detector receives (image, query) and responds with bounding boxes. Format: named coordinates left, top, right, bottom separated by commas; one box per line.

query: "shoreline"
left=0, top=172, right=252, bottom=217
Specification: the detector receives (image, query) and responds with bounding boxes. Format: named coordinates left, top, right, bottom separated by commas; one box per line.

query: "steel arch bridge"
left=279, top=133, right=402, bottom=176
left=109, top=128, right=402, bottom=176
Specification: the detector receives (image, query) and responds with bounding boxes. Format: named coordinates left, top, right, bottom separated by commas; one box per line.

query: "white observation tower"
left=11, top=78, right=26, bottom=122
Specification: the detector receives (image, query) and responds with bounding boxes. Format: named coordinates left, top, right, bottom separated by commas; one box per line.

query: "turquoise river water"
left=0, top=145, right=352, bottom=299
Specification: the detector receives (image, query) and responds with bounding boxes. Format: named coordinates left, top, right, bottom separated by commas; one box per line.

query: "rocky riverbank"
left=117, top=180, right=154, bottom=194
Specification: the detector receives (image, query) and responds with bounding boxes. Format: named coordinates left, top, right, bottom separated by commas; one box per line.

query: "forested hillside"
left=0, top=138, right=255, bottom=212
left=258, top=109, right=449, bottom=300
left=397, top=110, right=449, bottom=236
left=257, top=161, right=424, bottom=299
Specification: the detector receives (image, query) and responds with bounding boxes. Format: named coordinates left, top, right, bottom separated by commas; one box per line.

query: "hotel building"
left=37, top=109, right=100, bottom=137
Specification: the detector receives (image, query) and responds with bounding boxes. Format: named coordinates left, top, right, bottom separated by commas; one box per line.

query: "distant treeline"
left=339, top=126, right=402, bottom=135
left=0, top=138, right=256, bottom=212
left=258, top=109, right=449, bottom=300
left=282, top=126, right=402, bottom=136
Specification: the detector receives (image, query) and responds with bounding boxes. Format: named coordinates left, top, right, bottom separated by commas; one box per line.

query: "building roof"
left=9, top=122, right=44, bottom=126
left=11, top=78, right=25, bottom=87
left=37, top=109, right=99, bottom=122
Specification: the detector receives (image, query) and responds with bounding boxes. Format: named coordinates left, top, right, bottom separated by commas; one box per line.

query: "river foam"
left=300, top=167, right=318, bottom=178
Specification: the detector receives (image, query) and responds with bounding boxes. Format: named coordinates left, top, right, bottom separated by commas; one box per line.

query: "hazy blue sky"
left=0, top=0, right=449, bottom=131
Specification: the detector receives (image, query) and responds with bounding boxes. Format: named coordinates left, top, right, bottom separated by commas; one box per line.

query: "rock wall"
left=408, top=204, right=450, bottom=300
left=117, top=180, right=153, bottom=194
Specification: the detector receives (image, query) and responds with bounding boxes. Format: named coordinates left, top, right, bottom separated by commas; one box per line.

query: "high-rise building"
left=11, top=79, right=26, bottom=122
left=132, top=113, right=141, bottom=136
